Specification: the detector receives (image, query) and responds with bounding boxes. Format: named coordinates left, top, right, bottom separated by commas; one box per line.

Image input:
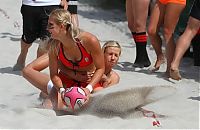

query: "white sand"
left=0, top=0, right=199, bottom=129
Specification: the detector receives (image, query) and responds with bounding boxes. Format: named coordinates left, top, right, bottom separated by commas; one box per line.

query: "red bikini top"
left=58, top=39, right=93, bottom=70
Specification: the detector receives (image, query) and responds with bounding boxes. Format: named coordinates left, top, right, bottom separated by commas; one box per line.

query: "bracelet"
left=59, top=87, right=65, bottom=94
left=86, top=84, right=93, bottom=93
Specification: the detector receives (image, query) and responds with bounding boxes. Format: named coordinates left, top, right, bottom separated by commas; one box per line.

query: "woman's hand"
left=59, top=87, right=65, bottom=100
left=99, top=74, right=111, bottom=88
left=81, top=87, right=91, bottom=106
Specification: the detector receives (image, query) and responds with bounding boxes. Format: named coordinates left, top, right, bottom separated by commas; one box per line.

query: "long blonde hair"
left=49, top=9, right=80, bottom=55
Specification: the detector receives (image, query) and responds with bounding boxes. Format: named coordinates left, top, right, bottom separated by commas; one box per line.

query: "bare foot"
left=13, top=63, right=25, bottom=71
left=170, top=69, right=181, bottom=80
left=149, top=59, right=165, bottom=72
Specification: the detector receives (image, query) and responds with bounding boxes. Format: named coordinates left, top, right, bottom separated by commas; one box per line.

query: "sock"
left=133, top=32, right=151, bottom=67
left=135, top=32, right=147, bottom=44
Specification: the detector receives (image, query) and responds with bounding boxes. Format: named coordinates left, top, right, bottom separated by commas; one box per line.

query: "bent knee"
left=147, top=26, right=157, bottom=37
left=163, top=27, right=174, bottom=40
left=22, top=65, right=33, bottom=78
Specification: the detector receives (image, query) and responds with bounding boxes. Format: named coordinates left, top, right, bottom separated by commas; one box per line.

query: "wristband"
left=86, top=84, right=93, bottom=93
left=59, top=87, right=65, bottom=94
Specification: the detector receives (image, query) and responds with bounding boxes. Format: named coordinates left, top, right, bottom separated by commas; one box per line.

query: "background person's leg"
left=13, top=40, right=32, bottom=71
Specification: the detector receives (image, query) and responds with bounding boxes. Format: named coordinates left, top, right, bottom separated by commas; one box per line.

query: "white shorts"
left=47, top=80, right=54, bottom=94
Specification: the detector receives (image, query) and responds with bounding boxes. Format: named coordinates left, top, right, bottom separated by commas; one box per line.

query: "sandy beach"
left=0, top=0, right=199, bottom=129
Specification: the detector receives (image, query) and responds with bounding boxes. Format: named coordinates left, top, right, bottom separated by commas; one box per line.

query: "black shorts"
left=67, top=0, right=78, bottom=14
left=21, top=5, right=61, bottom=44
left=68, top=5, right=77, bottom=14
left=190, top=0, right=200, bottom=21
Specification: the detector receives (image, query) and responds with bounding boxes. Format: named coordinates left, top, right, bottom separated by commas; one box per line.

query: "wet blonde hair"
left=49, top=9, right=80, bottom=54
left=102, top=40, right=121, bottom=56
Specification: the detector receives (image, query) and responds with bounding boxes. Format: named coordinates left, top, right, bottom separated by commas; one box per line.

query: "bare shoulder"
left=79, top=32, right=100, bottom=47
left=110, top=70, right=120, bottom=83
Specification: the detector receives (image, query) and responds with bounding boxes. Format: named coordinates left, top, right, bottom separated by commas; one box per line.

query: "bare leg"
left=126, top=0, right=135, bottom=31
left=37, top=39, right=49, bottom=58
left=163, top=3, right=185, bottom=75
left=22, top=54, right=68, bottom=110
left=131, top=0, right=151, bottom=67
left=148, top=1, right=165, bottom=71
left=170, top=17, right=200, bottom=80
left=13, top=40, right=32, bottom=71
left=71, top=14, right=79, bottom=28
left=133, top=0, right=150, bottom=32
left=22, top=53, right=50, bottom=94
left=37, top=47, right=47, bottom=58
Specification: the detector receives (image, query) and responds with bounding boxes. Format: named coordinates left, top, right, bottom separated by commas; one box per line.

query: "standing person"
left=13, top=0, right=67, bottom=71
left=66, top=0, right=79, bottom=28
left=126, top=0, right=151, bottom=68
left=170, top=0, right=200, bottom=80
left=23, top=9, right=105, bottom=110
left=147, top=0, right=186, bottom=74
left=22, top=40, right=121, bottom=106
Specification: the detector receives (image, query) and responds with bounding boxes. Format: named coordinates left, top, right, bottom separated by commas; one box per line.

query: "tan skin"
left=60, top=0, right=79, bottom=28
left=126, top=0, right=150, bottom=33
left=22, top=53, right=93, bottom=94
left=48, top=34, right=104, bottom=88
left=125, top=0, right=151, bottom=68
left=13, top=0, right=68, bottom=71
left=23, top=45, right=120, bottom=90
left=48, top=19, right=104, bottom=110
left=170, top=17, right=200, bottom=80
left=60, top=0, right=68, bottom=10
left=23, top=46, right=121, bottom=90
left=147, top=1, right=185, bottom=74
left=22, top=45, right=121, bottom=109
left=101, top=47, right=120, bottom=86
left=26, top=13, right=104, bottom=110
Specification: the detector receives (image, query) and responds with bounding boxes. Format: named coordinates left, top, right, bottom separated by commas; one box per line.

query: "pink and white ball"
left=64, top=87, right=87, bottom=111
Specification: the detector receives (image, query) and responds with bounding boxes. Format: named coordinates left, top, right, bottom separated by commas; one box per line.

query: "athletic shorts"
left=47, top=72, right=102, bottom=94
left=159, top=0, right=186, bottom=5
left=21, top=5, right=61, bottom=44
left=190, top=0, right=200, bottom=21
left=67, top=0, right=78, bottom=14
